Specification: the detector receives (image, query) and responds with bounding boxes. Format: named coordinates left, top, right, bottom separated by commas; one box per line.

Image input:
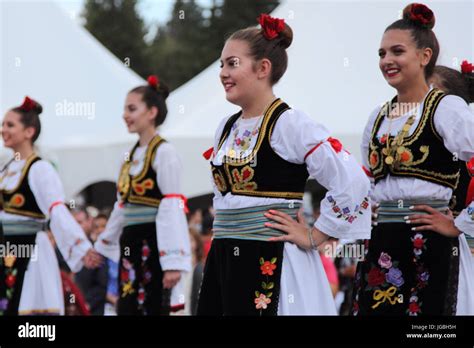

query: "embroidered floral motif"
left=138, top=240, right=152, bottom=314
left=213, top=171, right=227, bottom=192
left=3, top=254, right=16, bottom=268
left=260, top=260, right=277, bottom=276
left=364, top=252, right=404, bottom=310
left=467, top=206, right=474, bottom=221
left=231, top=165, right=258, bottom=191
left=327, top=196, right=369, bottom=223
left=132, top=178, right=154, bottom=196
left=8, top=193, right=25, bottom=208
left=412, top=233, right=427, bottom=256
left=378, top=252, right=392, bottom=269
left=254, top=293, right=271, bottom=310
left=255, top=257, right=277, bottom=315
left=369, top=150, right=379, bottom=169
left=0, top=254, right=19, bottom=315
left=407, top=233, right=429, bottom=315
left=120, top=258, right=136, bottom=298
left=159, top=249, right=188, bottom=257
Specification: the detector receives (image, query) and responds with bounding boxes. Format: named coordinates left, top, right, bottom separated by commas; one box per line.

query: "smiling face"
left=123, top=92, right=157, bottom=134
left=379, top=29, right=432, bottom=91
left=219, top=39, right=264, bottom=107
left=1, top=110, right=35, bottom=149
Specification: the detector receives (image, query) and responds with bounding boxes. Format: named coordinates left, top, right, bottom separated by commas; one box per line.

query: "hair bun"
left=403, top=3, right=435, bottom=29
left=158, top=82, right=170, bottom=100
left=34, top=103, right=43, bottom=115
left=279, top=23, right=293, bottom=49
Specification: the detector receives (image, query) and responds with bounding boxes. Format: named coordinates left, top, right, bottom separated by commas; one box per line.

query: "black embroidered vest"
left=210, top=98, right=309, bottom=199
left=117, top=135, right=165, bottom=207
left=368, top=89, right=460, bottom=189
left=0, top=155, right=46, bottom=219
left=450, top=161, right=474, bottom=216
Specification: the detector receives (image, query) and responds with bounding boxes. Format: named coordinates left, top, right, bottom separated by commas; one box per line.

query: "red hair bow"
left=20, top=96, right=36, bottom=112
left=147, top=75, right=160, bottom=89
left=257, top=14, right=285, bottom=40
left=461, top=60, right=474, bottom=74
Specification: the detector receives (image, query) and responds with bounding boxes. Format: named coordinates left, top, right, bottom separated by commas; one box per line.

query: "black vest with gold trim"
left=210, top=99, right=309, bottom=199
left=117, top=135, right=165, bottom=207
left=368, top=88, right=460, bottom=189
left=0, top=155, right=46, bottom=219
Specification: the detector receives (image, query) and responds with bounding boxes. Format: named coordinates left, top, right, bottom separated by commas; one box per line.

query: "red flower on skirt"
left=138, top=289, right=145, bottom=302
left=367, top=267, right=385, bottom=287
left=120, top=270, right=129, bottom=282
left=5, top=274, right=16, bottom=288
left=260, top=261, right=277, bottom=276
left=413, top=237, right=424, bottom=249
left=409, top=302, right=420, bottom=313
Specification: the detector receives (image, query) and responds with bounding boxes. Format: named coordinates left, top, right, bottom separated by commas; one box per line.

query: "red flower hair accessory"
left=20, top=96, right=37, bottom=112
left=257, top=14, right=285, bottom=40
left=404, top=3, right=435, bottom=29
left=147, top=75, right=160, bottom=90
left=461, top=60, right=474, bottom=74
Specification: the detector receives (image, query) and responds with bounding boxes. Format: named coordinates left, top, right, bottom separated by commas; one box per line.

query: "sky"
left=55, top=0, right=212, bottom=37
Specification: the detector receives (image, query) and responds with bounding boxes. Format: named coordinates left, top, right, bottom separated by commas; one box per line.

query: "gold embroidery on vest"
left=231, top=165, right=258, bottom=191
left=8, top=193, right=25, bottom=208
left=132, top=178, right=154, bottom=196
left=213, top=171, right=227, bottom=192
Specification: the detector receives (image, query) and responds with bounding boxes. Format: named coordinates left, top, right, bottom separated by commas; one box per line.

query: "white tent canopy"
left=162, top=0, right=474, bottom=198
left=1, top=0, right=473, bottom=200
left=1, top=0, right=142, bottom=198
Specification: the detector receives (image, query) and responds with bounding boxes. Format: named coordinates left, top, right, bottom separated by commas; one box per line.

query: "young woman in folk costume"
left=0, top=96, right=101, bottom=315
left=95, top=76, right=191, bottom=315
left=430, top=61, right=474, bottom=259
left=197, top=14, right=371, bottom=315
left=353, top=3, right=474, bottom=315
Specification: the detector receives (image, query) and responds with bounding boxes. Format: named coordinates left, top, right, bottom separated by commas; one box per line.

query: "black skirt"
left=352, top=222, right=459, bottom=315
left=117, top=223, right=169, bottom=315
left=0, top=228, right=37, bottom=316
left=197, top=238, right=284, bottom=316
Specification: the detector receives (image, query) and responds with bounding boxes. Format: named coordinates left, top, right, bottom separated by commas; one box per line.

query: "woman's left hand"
left=163, top=270, right=181, bottom=289
left=264, top=209, right=326, bottom=250
left=406, top=205, right=461, bottom=237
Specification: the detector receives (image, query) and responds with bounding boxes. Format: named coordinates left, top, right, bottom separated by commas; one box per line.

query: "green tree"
left=82, top=0, right=151, bottom=78
left=149, top=0, right=280, bottom=90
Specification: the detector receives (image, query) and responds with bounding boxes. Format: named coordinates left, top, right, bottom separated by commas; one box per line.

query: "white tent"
left=161, top=0, right=474, bottom=198
left=0, top=0, right=142, bottom=199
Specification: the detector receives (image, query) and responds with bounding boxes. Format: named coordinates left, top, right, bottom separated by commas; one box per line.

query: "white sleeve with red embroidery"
left=29, top=160, right=92, bottom=273
left=154, top=142, right=191, bottom=272
left=271, top=109, right=371, bottom=239
left=433, top=95, right=474, bottom=161
left=455, top=201, right=474, bottom=237
left=94, top=198, right=124, bottom=262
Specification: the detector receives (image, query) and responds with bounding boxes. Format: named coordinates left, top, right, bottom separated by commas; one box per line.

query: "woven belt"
left=123, top=204, right=158, bottom=227
left=1, top=220, right=46, bottom=236
left=377, top=199, right=450, bottom=224
left=213, top=203, right=301, bottom=241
